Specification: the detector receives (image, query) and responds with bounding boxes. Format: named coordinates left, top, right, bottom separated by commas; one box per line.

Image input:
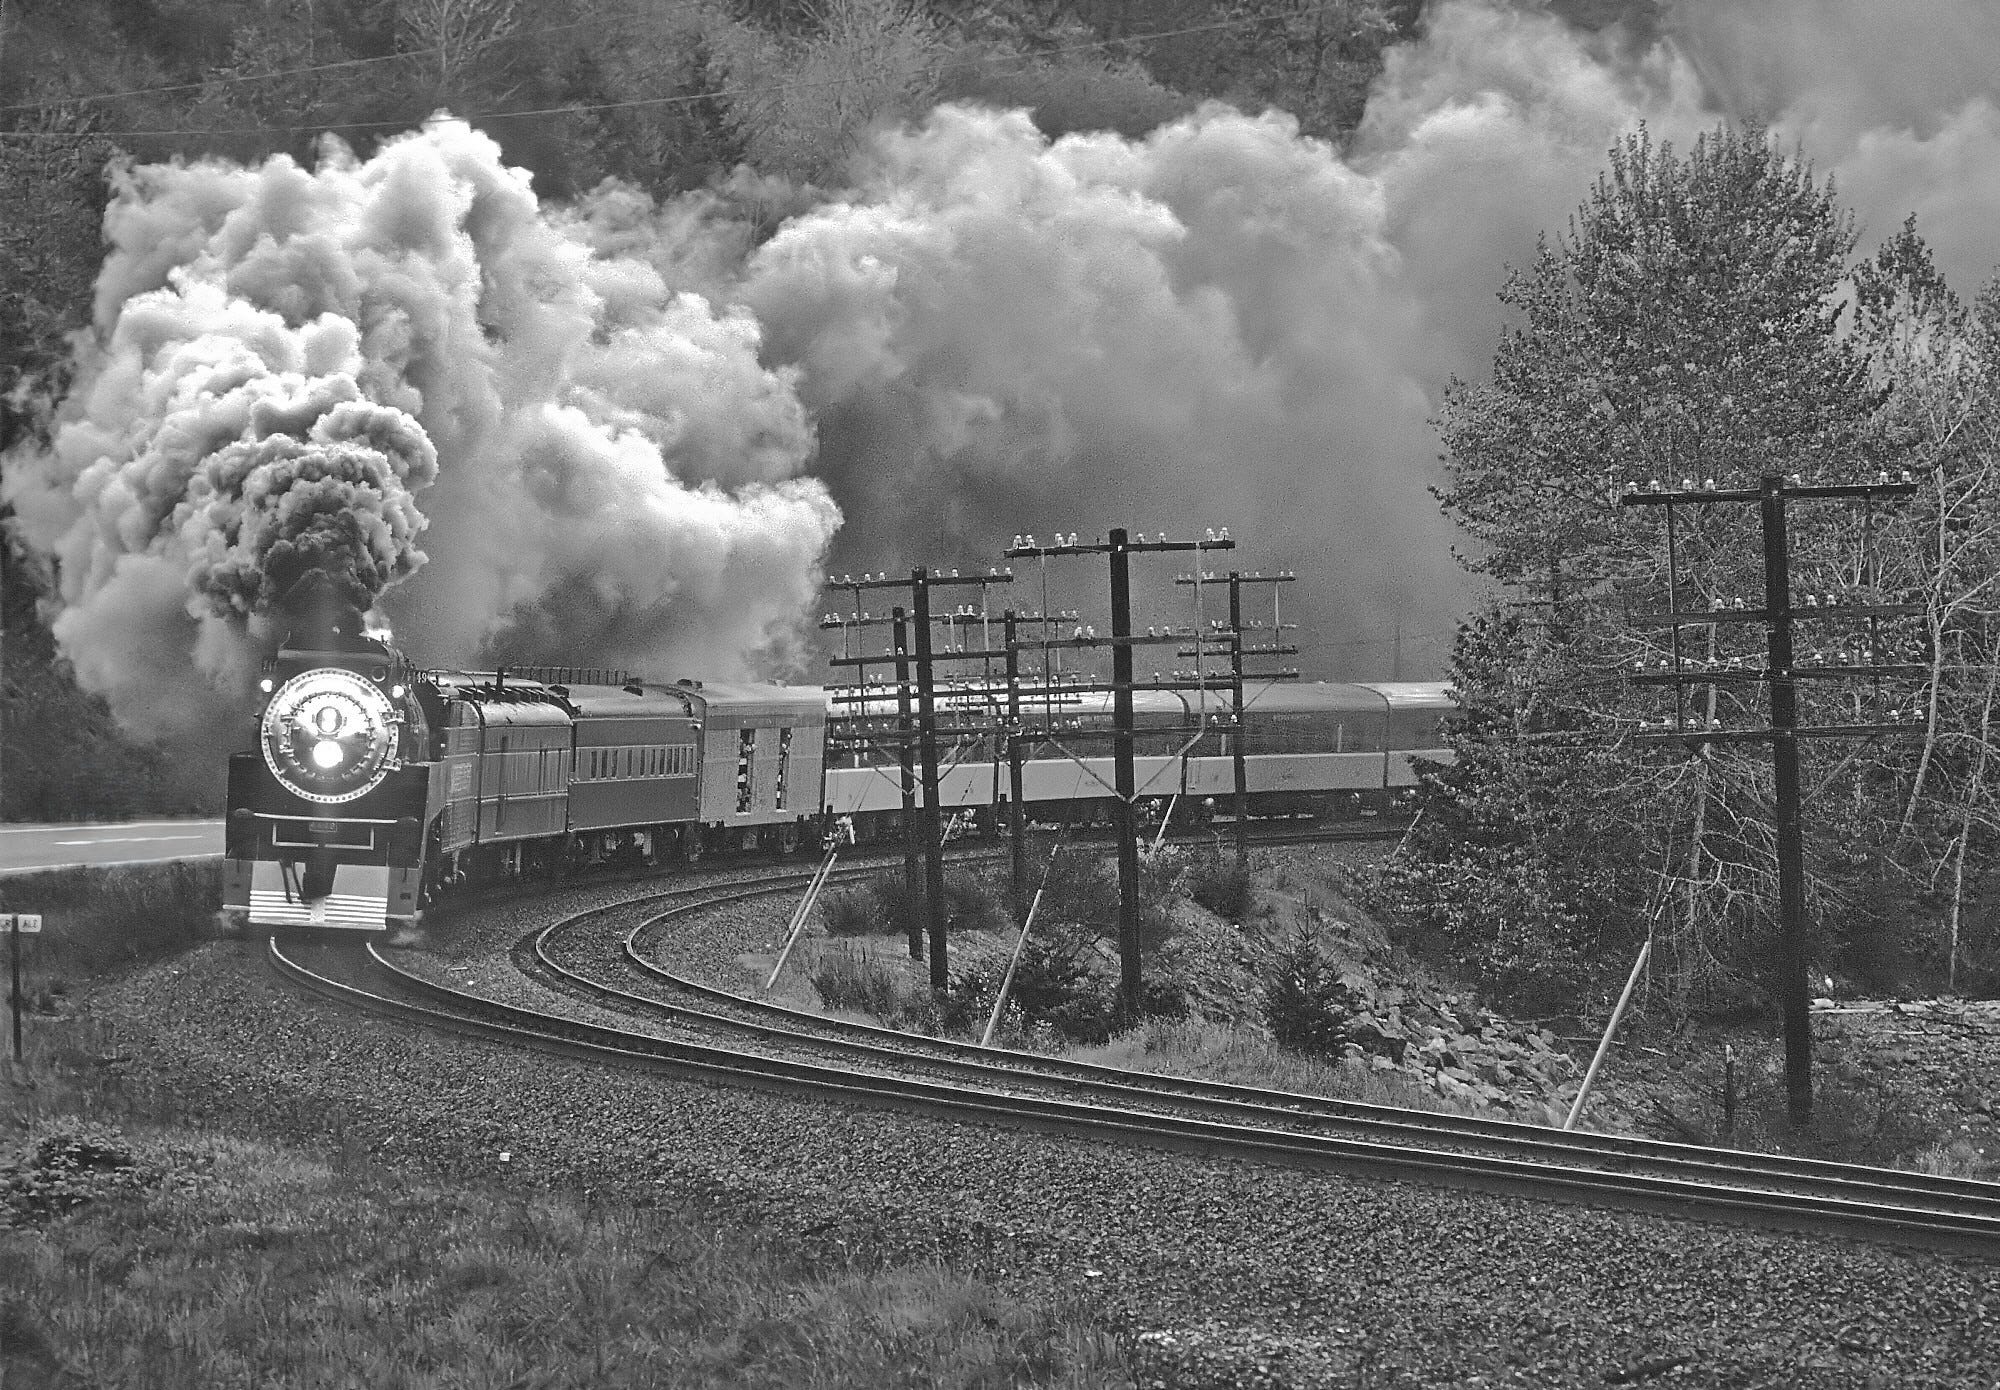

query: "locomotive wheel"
left=776, top=822, right=801, bottom=857
left=681, top=827, right=705, bottom=864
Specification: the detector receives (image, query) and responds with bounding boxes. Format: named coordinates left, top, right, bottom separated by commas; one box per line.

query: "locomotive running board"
left=246, top=860, right=390, bottom=931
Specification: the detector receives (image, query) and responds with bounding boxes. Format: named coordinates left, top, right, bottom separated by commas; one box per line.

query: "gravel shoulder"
left=49, top=873, right=2000, bottom=1390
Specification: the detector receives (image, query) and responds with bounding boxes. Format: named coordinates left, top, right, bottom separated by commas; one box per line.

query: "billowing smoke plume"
left=739, top=103, right=1469, bottom=663
left=14, top=0, right=2000, bottom=772
left=725, top=0, right=2000, bottom=675
left=722, top=1, right=1714, bottom=673
left=4, top=119, right=839, bottom=753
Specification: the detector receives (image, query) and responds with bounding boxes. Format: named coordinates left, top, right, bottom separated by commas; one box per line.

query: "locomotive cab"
left=218, top=621, right=432, bottom=934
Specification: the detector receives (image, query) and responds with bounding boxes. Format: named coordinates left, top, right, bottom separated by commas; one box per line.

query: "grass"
left=0, top=861, right=219, bottom=1017
left=1909, top=1137, right=1988, bottom=1179
left=0, top=1119, right=1127, bottom=1389
left=1069, top=1019, right=1482, bottom=1118
left=0, top=868, right=1131, bottom=1388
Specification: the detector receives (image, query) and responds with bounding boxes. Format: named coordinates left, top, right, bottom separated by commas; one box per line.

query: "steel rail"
left=528, top=877, right=2000, bottom=1228
left=269, top=932, right=2000, bottom=1258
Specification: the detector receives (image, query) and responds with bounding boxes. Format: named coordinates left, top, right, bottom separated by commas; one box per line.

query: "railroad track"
left=269, top=865, right=2000, bottom=1260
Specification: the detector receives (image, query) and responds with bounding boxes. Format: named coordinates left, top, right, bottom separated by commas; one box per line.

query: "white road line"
left=51, top=835, right=210, bottom=846
left=0, top=821, right=223, bottom=834
left=2, top=852, right=225, bottom=875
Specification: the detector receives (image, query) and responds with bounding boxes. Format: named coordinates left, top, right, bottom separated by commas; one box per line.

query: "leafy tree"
left=930, top=2, right=1187, bottom=139
left=1401, top=126, right=1908, bottom=1011
left=1437, top=125, right=1879, bottom=599
left=707, top=0, right=949, bottom=183
left=1843, top=222, right=2000, bottom=988
left=399, top=0, right=524, bottom=107
left=1377, top=608, right=1641, bottom=1012
left=1040, top=0, right=1399, bottom=139
left=0, top=108, right=111, bottom=448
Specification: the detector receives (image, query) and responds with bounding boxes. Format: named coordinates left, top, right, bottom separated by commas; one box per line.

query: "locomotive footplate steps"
left=232, top=859, right=403, bottom=931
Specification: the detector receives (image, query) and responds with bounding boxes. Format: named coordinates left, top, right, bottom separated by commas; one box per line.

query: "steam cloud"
left=5, top=119, right=839, bottom=752
left=10, top=0, right=2000, bottom=772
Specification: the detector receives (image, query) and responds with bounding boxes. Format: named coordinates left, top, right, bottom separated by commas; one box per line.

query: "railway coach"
left=817, top=679, right=1456, bottom=840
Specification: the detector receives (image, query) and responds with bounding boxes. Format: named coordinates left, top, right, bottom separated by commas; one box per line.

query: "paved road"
left=0, top=819, right=224, bottom=875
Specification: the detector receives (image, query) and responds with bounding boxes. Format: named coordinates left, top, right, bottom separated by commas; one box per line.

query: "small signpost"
left=7, top=913, right=42, bottom=1062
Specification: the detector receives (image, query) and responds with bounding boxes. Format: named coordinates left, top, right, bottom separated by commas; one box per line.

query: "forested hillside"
left=0, top=0, right=1444, bottom=820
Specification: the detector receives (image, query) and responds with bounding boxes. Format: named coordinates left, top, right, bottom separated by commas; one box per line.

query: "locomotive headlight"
left=260, top=667, right=398, bottom=803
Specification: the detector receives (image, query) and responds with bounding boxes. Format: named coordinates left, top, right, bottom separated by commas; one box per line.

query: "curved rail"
left=269, top=922, right=2000, bottom=1259
left=548, top=880, right=2000, bottom=1231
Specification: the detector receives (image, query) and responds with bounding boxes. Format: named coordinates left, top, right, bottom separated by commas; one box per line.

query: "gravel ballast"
left=65, top=880, right=2000, bottom=1389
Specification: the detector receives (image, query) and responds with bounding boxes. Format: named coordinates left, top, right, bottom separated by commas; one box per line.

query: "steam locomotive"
left=219, top=622, right=1455, bottom=935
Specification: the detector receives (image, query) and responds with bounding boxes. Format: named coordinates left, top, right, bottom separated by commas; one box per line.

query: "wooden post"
left=1005, top=610, right=1026, bottom=917
left=1109, top=529, right=1142, bottom=1020
left=913, top=570, right=949, bottom=990
left=892, top=607, right=921, bottom=961
left=1761, top=477, right=1813, bottom=1127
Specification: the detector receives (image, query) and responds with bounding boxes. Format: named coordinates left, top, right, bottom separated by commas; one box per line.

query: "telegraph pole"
left=1108, top=533, right=1141, bottom=1015
left=823, top=568, right=1014, bottom=984
left=1005, top=610, right=1026, bottom=912
left=1175, top=570, right=1299, bottom=865
left=911, top=570, right=949, bottom=987
left=1623, top=473, right=1923, bottom=1126
left=1759, top=478, right=1813, bottom=1122
left=1004, top=527, right=1236, bottom=1019
left=892, top=608, right=920, bottom=959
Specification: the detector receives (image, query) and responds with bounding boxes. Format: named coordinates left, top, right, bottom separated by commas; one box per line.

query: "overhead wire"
left=0, top=13, right=628, bottom=116
left=0, top=4, right=1360, bottom=140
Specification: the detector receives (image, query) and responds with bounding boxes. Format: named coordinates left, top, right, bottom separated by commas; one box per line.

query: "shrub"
left=1187, top=852, right=1254, bottom=921
left=1031, top=844, right=1120, bottom=937
left=892, top=967, right=993, bottom=1039
left=807, top=945, right=905, bottom=1017
left=1259, top=928, right=1352, bottom=1054
left=0, top=1121, right=151, bottom=1225
left=1008, top=931, right=1096, bottom=1019
left=1039, top=978, right=1121, bottom=1045
left=942, top=871, right=1007, bottom=935
left=818, top=888, right=885, bottom=938
left=837, top=871, right=1009, bottom=942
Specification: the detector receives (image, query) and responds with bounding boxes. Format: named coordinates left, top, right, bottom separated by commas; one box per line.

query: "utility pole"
left=1004, top=527, right=1236, bottom=1020
left=1005, top=610, right=1025, bottom=912
left=1622, top=473, right=1923, bottom=1126
left=893, top=608, right=919, bottom=959
left=823, top=567, right=1014, bottom=986
left=997, top=607, right=1080, bottom=913
left=911, top=570, right=948, bottom=985
left=1176, top=570, right=1299, bottom=865
left=1108, top=535, right=1139, bottom=1017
